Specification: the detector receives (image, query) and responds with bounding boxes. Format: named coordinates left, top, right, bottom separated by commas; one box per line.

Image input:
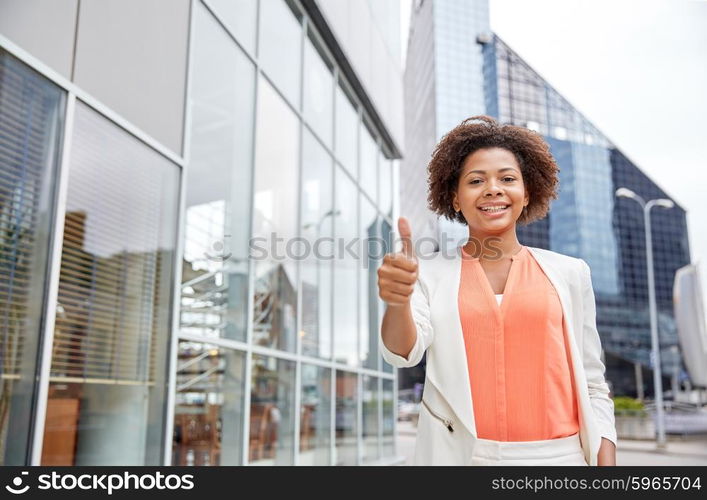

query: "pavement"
left=395, top=420, right=707, bottom=466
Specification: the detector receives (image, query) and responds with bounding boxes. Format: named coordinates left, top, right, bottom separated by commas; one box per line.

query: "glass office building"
left=0, top=0, right=402, bottom=465
left=403, top=0, right=691, bottom=397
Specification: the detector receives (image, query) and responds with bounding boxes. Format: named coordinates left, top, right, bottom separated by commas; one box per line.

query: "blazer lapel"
left=425, top=247, right=477, bottom=437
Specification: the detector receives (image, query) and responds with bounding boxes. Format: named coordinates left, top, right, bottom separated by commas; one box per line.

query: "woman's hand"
left=597, top=438, right=616, bottom=466
left=377, top=217, right=418, bottom=307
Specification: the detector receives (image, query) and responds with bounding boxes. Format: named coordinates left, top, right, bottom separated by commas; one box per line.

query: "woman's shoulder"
left=527, top=246, right=586, bottom=275
left=415, top=248, right=458, bottom=285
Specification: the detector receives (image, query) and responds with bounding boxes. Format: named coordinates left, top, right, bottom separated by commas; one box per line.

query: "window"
left=172, top=341, right=246, bottom=465
left=360, top=196, right=379, bottom=370
left=43, top=101, right=179, bottom=465
left=303, top=33, right=334, bottom=147
left=300, top=129, right=334, bottom=359
left=335, top=370, right=357, bottom=465
left=362, top=375, right=379, bottom=463
left=249, top=354, right=296, bottom=465
left=0, top=50, right=65, bottom=465
left=334, top=84, right=358, bottom=177
left=181, top=2, right=255, bottom=342
left=203, top=0, right=258, bottom=55
left=299, top=364, right=332, bottom=465
left=258, top=0, right=302, bottom=108
left=252, top=77, right=300, bottom=352
left=333, top=166, right=358, bottom=366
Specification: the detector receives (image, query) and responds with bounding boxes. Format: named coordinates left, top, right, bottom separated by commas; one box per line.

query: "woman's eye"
left=503, top=177, right=515, bottom=182
left=469, top=179, right=481, bottom=184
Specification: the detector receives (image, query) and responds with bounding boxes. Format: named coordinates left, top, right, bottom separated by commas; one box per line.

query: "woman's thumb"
left=398, top=217, right=415, bottom=259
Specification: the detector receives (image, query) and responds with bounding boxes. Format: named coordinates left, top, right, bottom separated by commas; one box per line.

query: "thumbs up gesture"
left=377, top=217, right=419, bottom=307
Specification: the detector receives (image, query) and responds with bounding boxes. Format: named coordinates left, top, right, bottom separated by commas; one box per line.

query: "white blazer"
left=380, top=246, right=617, bottom=466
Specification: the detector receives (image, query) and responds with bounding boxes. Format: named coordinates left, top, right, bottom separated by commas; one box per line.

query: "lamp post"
left=615, top=187, right=674, bottom=449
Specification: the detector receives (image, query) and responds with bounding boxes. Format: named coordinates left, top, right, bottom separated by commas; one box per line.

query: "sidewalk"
left=395, top=421, right=707, bottom=465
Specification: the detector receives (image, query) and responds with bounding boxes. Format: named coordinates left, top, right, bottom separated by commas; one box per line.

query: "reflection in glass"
left=301, top=130, right=333, bottom=359
left=299, top=364, right=332, bottom=465
left=252, top=77, right=299, bottom=352
left=172, top=341, right=245, bottom=465
left=334, top=85, right=358, bottom=177
left=250, top=354, right=296, bottom=465
left=181, top=3, right=254, bottom=343
left=203, top=0, right=258, bottom=55
left=335, top=371, right=357, bottom=465
left=360, top=196, right=379, bottom=370
left=362, top=375, right=379, bottom=463
left=0, top=50, right=64, bottom=464
left=382, top=379, right=394, bottom=457
left=43, top=101, right=178, bottom=465
left=359, top=124, right=378, bottom=203
left=333, top=167, right=358, bottom=366
left=258, top=0, right=302, bottom=108
left=303, top=33, right=334, bottom=147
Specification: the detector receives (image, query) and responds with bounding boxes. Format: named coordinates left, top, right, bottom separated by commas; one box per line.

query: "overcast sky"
left=401, top=0, right=707, bottom=312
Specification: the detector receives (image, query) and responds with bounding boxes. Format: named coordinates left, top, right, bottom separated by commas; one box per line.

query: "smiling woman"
left=378, top=115, right=617, bottom=466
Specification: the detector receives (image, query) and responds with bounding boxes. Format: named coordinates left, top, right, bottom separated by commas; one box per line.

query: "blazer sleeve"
left=379, top=260, right=434, bottom=368
left=579, top=258, right=618, bottom=447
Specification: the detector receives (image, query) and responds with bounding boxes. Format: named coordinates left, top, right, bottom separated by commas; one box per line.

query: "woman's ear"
left=452, top=192, right=459, bottom=212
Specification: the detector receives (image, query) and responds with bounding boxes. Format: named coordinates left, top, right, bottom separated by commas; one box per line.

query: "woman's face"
left=452, top=147, right=529, bottom=235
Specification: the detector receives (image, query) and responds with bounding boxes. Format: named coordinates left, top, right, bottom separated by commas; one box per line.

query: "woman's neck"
left=462, top=230, right=522, bottom=262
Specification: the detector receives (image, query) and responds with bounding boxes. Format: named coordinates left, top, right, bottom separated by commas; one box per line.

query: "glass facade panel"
left=334, top=84, right=358, bottom=178
left=0, top=50, right=64, bottom=465
left=335, top=370, right=357, bottom=465
left=258, top=0, right=302, bottom=109
left=172, top=341, right=246, bottom=465
left=303, top=33, right=334, bottom=148
left=333, top=166, right=358, bottom=366
left=299, top=363, right=332, bottom=465
left=378, top=154, right=392, bottom=217
left=360, top=196, right=379, bottom=370
left=203, top=0, right=257, bottom=55
left=300, top=129, right=333, bottom=359
left=379, top=218, right=394, bottom=373
left=359, top=124, right=377, bottom=204
left=249, top=354, right=296, bottom=465
left=43, top=101, right=179, bottom=465
left=382, top=379, right=394, bottom=457
left=362, top=375, right=379, bottom=463
left=181, top=2, right=254, bottom=343
left=252, top=77, right=299, bottom=352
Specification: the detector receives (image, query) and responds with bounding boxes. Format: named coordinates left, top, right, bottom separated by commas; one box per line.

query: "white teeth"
left=480, top=206, right=508, bottom=212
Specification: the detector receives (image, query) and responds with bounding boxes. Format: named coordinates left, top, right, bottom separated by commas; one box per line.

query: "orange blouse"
left=458, top=245, right=580, bottom=441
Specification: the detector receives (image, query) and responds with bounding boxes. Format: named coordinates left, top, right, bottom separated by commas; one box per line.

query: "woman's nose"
left=484, top=181, right=503, bottom=195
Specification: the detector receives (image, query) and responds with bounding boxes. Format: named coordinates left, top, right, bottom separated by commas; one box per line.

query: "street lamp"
left=615, top=187, right=674, bottom=449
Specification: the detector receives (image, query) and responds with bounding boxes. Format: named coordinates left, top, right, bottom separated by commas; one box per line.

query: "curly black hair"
left=427, top=115, right=559, bottom=226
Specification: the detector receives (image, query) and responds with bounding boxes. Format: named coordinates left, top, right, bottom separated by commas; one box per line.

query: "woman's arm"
left=579, top=259, right=618, bottom=465
left=598, top=438, right=616, bottom=466
left=378, top=217, right=434, bottom=368
left=379, top=265, right=434, bottom=368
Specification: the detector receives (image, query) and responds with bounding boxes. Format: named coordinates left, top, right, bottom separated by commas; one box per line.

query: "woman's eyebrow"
left=465, top=167, right=518, bottom=177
